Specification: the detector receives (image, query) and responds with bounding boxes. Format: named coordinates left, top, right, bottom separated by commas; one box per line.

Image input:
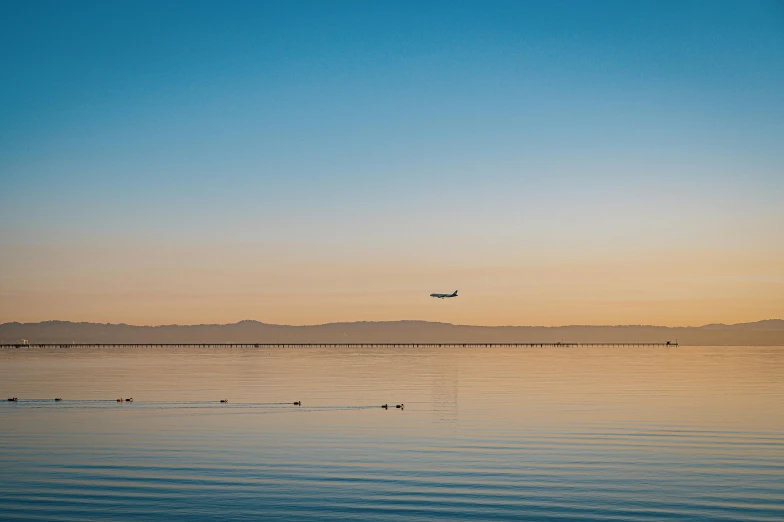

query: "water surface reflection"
left=1, top=345, right=782, bottom=520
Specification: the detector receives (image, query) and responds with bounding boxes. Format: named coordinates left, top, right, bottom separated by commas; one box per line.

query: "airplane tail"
left=452, top=290, right=458, bottom=297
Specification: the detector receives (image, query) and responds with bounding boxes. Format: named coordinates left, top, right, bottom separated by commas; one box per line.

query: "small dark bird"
left=294, top=401, right=301, bottom=406
left=125, top=398, right=133, bottom=402
left=220, top=399, right=228, bottom=403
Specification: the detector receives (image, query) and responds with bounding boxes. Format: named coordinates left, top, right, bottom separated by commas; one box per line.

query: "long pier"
left=1, top=342, right=677, bottom=348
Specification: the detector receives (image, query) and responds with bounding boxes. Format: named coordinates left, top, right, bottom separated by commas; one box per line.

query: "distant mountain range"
left=2, top=319, right=784, bottom=345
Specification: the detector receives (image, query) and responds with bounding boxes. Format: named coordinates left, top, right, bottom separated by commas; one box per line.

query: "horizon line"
left=2, top=318, right=782, bottom=329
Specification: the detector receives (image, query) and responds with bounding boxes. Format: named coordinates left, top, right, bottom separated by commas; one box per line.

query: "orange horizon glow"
left=2, top=239, right=781, bottom=327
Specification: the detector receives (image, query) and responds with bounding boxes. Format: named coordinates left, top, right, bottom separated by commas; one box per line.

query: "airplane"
left=430, top=290, right=458, bottom=299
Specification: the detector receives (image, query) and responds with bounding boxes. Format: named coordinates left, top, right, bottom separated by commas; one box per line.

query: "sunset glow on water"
left=2, top=345, right=782, bottom=520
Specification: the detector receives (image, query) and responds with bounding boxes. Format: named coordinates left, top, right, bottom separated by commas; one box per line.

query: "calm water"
left=1, top=345, right=783, bottom=521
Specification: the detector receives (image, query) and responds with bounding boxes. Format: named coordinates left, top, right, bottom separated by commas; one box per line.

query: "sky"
left=1, top=0, right=782, bottom=326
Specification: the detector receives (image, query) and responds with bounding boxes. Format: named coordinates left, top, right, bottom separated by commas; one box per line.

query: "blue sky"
left=1, top=1, right=782, bottom=325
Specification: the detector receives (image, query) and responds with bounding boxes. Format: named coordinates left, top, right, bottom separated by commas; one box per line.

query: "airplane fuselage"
left=430, top=290, right=458, bottom=299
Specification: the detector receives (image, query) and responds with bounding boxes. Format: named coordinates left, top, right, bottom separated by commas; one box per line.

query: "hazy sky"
left=1, top=0, right=782, bottom=326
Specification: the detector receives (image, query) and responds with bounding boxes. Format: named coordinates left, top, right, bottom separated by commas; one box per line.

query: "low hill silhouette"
left=2, top=319, right=783, bottom=345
